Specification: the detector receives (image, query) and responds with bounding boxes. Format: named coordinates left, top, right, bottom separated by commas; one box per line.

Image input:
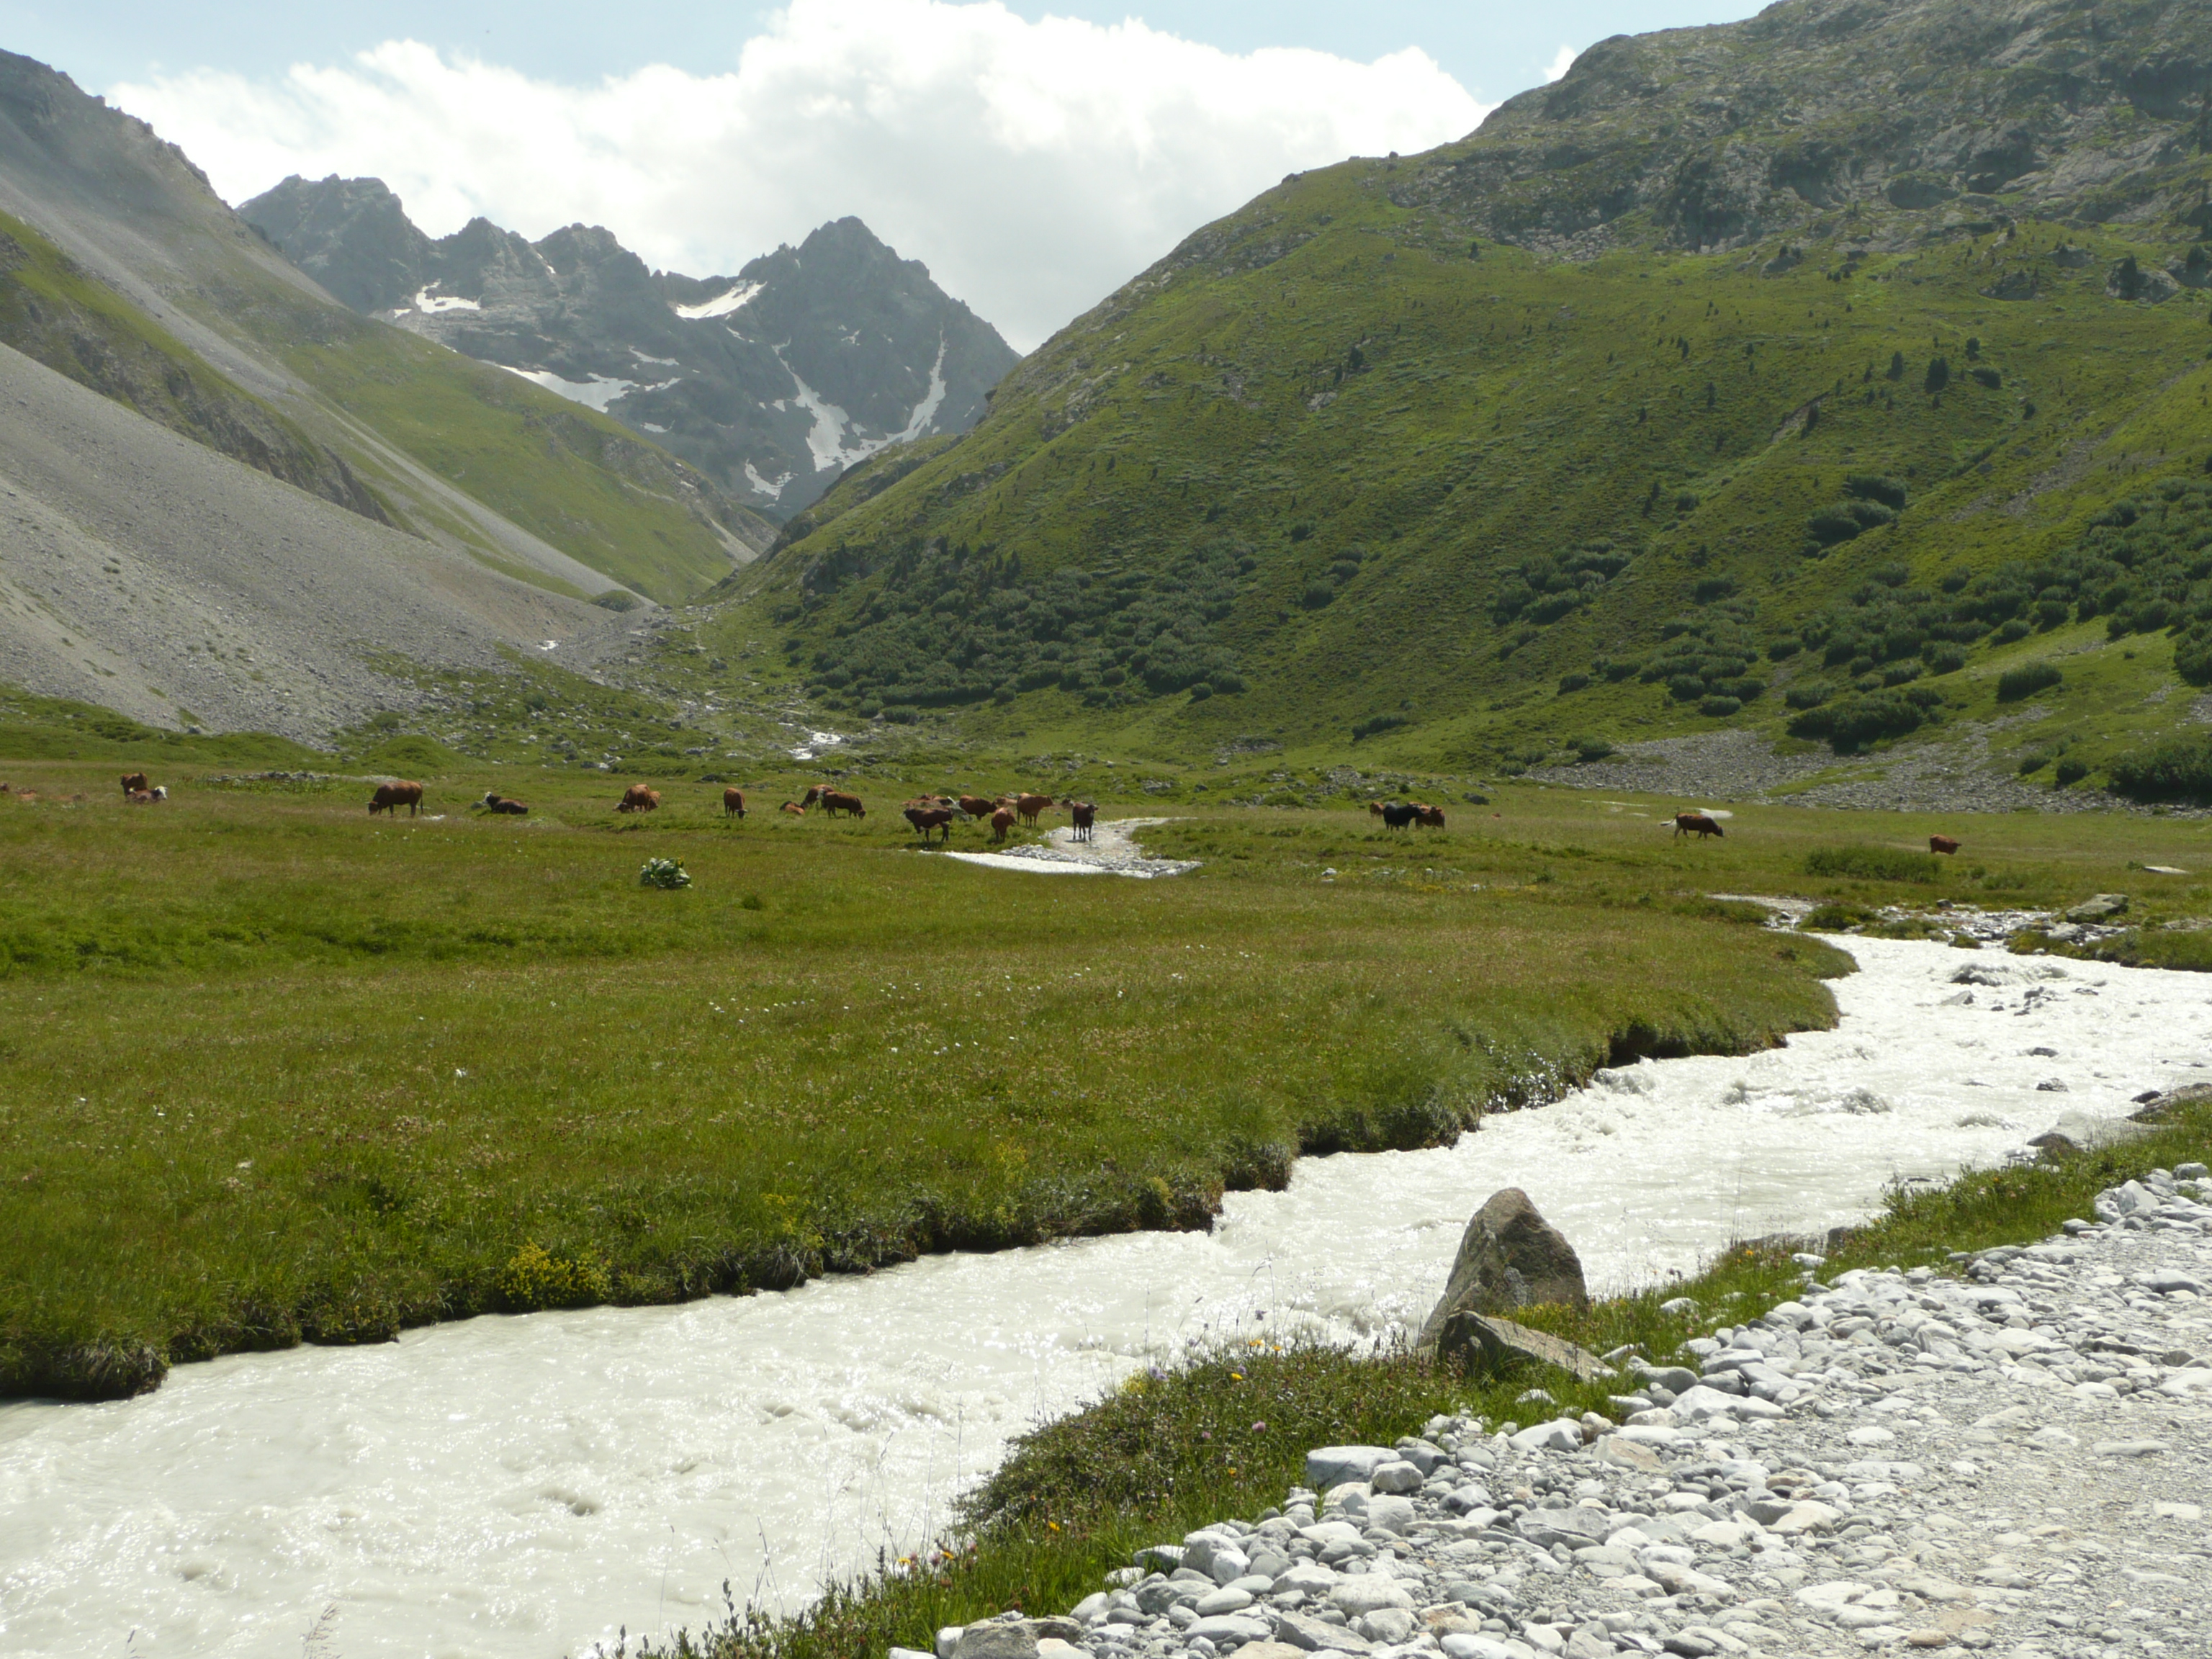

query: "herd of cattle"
left=75, top=773, right=1968, bottom=860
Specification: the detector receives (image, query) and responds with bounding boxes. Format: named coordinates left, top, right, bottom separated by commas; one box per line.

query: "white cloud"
left=1545, top=43, right=1581, bottom=82
left=109, top=0, right=1488, bottom=351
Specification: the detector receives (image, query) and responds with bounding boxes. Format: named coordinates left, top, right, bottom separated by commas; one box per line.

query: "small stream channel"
left=3, top=938, right=2208, bottom=1659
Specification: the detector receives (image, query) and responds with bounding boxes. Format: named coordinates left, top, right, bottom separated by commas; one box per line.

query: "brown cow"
left=800, top=783, right=835, bottom=809
left=1929, top=835, right=1960, bottom=855
left=125, top=787, right=166, bottom=804
left=1367, top=801, right=1387, bottom=818
left=723, top=788, right=747, bottom=818
left=957, top=795, right=997, bottom=820
left=1014, top=792, right=1053, bottom=827
left=780, top=800, right=807, bottom=815
left=369, top=781, right=424, bottom=817
left=1413, top=804, right=1446, bottom=830
left=476, top=791, right=528, bottom=815
left=819, top=789, right=865, bottom=819
left=990, top=806, right=1015, bottom=842
left=616, top=783, right=660, bottom=813
left=1064, top=799, right=1097, bottom=842
left=1673, top=811, right=1724, bottom=840
left=120, top=772, right=150, bottom=795
left=904, top=804, right=955, bottom=843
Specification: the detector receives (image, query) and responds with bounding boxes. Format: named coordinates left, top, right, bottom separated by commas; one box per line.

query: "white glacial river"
left=4, top=937, right=2208, bottom=1658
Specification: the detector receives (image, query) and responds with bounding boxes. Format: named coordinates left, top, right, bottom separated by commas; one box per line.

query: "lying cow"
left=780, top=800, right=807, bottom=816
left=1673, top=811, right=1725, bottom=840
left=120, top=772, right=150, bottom=795
left=369, top=781, right=424, bottom=817
left=724, top=788, right=747, bottom=818
left=476, top=791, right=529, bottom=815
left=1929, top=835, right=1960, bottom=855
left=126, top=786, right=167, bottom=804
left=616, top=783, right=660, bottom=813
left=904, top=804, right=955, bottom=843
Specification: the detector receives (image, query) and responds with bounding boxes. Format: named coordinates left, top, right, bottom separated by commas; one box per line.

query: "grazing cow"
left=723, top=788, right=747, bottom=818
left=1065, top=800, right=1097, bottom=841
left=780, top=800, right=807, bottom=815
left=1673, top=811, right=1725, bottom=840
left=800, top=783, right=835, bottom=809
left=120, top=772, right=150, bottom=795
left=368, top=781, right=424, bottom=817
left=1380, top=801, right=1418, bottom=830
left=904, top=804, right=956, bottom=843
left=1413, top=804, right=1447, bottom=830
left=957, top=794, right=997, bottom=820
left=990, top=806, right=1015, bottom=842
left=819, top=789, right=865, bottom=819
left=476, top=791, right=529, bottom=815
left=616, top=783, right=660, bottom=813
left=1929, top=835, right=1960, bottom=855
left=1014, top=792, right=1053, bottom=827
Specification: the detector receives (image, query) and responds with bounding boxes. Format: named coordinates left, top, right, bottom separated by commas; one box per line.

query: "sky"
left=9, top=1, right=1766, bottom=349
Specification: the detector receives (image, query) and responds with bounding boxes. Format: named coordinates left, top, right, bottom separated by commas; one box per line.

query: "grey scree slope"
left=0, top=340, right=619, bottom=739
left=949, top=1173, right=2212, bottom=1659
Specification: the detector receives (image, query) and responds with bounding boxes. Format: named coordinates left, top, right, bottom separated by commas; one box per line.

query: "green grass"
left=5, top=758, right=2206, bottom=1399
left=631, top=1097, right=2212, bottom=1659
left=0, top=763, right=1870, bottom=1400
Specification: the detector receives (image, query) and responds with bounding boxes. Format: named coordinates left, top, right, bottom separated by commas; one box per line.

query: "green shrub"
left=1807, top=498, right=1896, bottom=546
left=1784, top=681, right=1833, bottom=710
left=593, top=590, right=643, bottom=613
left=1844, top=475, right=1909, bottom=510
left=1922, top=644, right=1966, bottom=674
left=1573, top=736, right=1615, bottom=763
left=1699, top=694, right=1743, bottom=717
left=496, top=1243, right=611, bottom=1310
left=2109, top=730, right=2212, bottom=804
left=2016, top=749, right=2049, bottom=775
left=1601, top=658, right=1642, bottom=682
left=1350, top=713, right=1407, bottom=742
left=1766, top=637, right=1802, bottom=661
left=1995, top=617, right=2031, bottom=643
left=1995, top=661, right=2063, bottom=701
left=1557, top=673, right=1591, bottom=693
left=1969, top=366, right=2002, bottom=390
left=1786, top=686, right=1939, bottom=752
left=2054, top=758, right=2090, bottom=787
left=1804, top=845, right=1944, bottom=884
left=1881, top=661, right=1923, bottom=686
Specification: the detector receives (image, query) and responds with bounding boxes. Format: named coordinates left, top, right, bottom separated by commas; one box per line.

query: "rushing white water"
left=3, top=938, right=2207, bottom=1659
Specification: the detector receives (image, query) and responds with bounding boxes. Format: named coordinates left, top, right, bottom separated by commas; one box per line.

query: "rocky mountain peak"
left=240, top=180, right=1020, bottom=518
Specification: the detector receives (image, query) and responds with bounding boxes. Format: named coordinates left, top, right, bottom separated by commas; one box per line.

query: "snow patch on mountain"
left=673, top=282, right=762, bottom=320
left=889, top=336, right=948, bottom=444
left=413, top=286, right=479, bottom=314
left=744, top=462, right=792, bottom=500
left=500, top=366, right=639, bottom=413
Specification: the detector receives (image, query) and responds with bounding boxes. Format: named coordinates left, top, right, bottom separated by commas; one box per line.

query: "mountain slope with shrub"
left=713, top=0, right=2212, bottom=798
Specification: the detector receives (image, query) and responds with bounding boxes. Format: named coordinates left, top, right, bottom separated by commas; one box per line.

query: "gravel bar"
left=929, top=1174, right=2212, bottom=1659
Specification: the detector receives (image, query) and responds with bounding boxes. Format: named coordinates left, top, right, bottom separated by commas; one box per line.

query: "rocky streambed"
left=945, top=1172, right=2212, bottom=1659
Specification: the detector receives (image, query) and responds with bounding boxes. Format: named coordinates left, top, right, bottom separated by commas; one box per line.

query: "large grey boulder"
left=1418, top=1188, right=1587, bottom=1346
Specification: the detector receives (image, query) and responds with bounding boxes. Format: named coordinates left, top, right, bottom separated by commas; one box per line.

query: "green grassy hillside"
left=709, top=0, right=2212, bottom=797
